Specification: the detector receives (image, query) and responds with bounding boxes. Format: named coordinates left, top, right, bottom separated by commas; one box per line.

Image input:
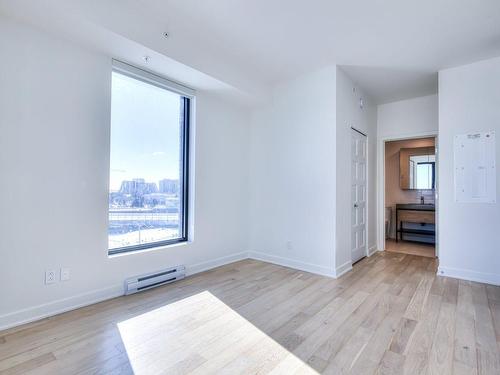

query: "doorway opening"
left=382, top=136, right=437, bottom=258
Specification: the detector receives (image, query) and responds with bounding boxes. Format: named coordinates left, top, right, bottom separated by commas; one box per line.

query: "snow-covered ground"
left=109, top=228, right=180, bottom=249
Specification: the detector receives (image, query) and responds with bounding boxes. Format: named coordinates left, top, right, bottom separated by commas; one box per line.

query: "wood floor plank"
left=271, top=312, right=310, bottom=345
left=430, top=275, right=446, bottom=297
left=443, top=277, right=459, bottom=305
left=291, top=291, right=370, bottom=361
left=489, top=299, right=500, bottom=346
left=322, top=324, right=374, bottom=374
left=404, top=271, right=434, bottom=320
left=452, top=360, right=478, bottom=375
left=1, top=255, right=498, bottom=374
left=306, top=355, right=329, bottom=373
left=453, top=280, right=477, bottom=373
left=376, top=350, right=405, bottom=375
left=403, top=293, right=442, bottom=375
left=252, top=278, right=332, bottom=334
left=476, top=349, right=500, bottom=375
left=388, top=317, right=418, bottom=354
left=486, top=285, right=500, bottom=303
left=471, top=282, right=500, bottom=374
left=313, top=282, right=391, bottom=362
left=0, top=353, right=56, bottom=375
left=471, top=283, right=499, bottom=352
left=349, top=293, right=413, bottom=374
left=427, top=301, right=457, bottom=375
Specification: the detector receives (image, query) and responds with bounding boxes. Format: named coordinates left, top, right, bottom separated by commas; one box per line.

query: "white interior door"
left=351, top=129, right=367, bottom=263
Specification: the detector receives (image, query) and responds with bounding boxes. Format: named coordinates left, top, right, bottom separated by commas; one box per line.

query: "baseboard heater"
left=124, top=265, right=186, bottom=295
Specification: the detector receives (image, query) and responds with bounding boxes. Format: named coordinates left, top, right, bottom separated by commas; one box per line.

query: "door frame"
left=377, top=131, right=439, bottom=258
left=351, top=127, right=369, bottom=264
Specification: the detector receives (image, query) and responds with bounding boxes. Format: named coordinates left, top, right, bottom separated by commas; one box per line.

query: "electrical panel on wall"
left=454, top=131, right=496, bottom=203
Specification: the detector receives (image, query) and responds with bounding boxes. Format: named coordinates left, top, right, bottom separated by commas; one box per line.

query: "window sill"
left=108, top=240, right=190, bottom=259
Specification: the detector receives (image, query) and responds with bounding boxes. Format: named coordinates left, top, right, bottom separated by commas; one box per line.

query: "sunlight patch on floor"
left=117, top=291, right=318, bottom=374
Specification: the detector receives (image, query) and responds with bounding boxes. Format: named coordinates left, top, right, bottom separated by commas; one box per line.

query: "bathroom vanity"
left=395, top=203, right=435, bottom=243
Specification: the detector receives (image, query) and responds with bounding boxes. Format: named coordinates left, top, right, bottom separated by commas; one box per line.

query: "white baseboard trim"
left=367, top=245, right=378, bottom=257
left=0, top=284, right=124, bottom=332
left=186, top=251, right=249, bottom=276
left=0, top=251, right=250, bottom=332
left=437, top=266, right=500, bottom=286
left=248, top=251, right=336, bottom=278
left=3, top=249, right=379, bottom=331
left=335, top=260, right=353, bottom=278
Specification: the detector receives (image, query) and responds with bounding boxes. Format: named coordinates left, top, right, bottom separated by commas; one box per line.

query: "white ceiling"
left=339, top=67, right=438, bottom=104
left=2, top=0, right=500, bottom=104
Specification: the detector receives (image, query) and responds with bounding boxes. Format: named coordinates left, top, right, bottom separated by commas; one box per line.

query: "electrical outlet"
left=286, top=241, right=293, bottom=250
left=45, top=270, right=56, bottom=284
left=60, top=267, right=70, bottom=281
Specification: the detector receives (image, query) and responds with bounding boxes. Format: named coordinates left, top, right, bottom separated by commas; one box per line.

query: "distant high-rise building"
left=120, top=179, right=158, bottom=195
left=119, top=180, right=134, bottom=194
left=159, top=179, right=179, bottom=194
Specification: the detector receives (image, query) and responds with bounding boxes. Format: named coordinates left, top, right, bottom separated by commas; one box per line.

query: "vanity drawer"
left=398, top=210, right=435, bottom=224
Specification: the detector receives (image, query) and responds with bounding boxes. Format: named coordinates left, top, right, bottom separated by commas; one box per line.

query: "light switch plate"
left=60, top=267, right=70, bottom=281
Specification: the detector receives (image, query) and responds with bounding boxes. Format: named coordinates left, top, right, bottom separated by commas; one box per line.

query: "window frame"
left=108, top=60, right=193, bottom=256
left=416, top=161, right=436, bottom=190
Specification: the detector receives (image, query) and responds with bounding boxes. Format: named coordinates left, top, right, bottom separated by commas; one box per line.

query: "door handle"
left=354, top=203, right=359, bottom=208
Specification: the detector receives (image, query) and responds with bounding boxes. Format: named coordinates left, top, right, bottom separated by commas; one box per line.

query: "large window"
left=108, top=62, right=191, bottom=255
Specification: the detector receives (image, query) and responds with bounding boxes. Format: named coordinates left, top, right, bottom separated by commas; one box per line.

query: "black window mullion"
left=180, top=97, right=190, bottom=241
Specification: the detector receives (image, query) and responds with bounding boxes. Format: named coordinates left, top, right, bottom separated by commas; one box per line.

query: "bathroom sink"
left=396, top=203, right=435, bottom=211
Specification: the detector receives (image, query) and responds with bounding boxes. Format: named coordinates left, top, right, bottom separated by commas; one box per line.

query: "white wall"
left=248, top=67, right=377, bottom=278
left=377, top=94, right=438, bottom=139
left=335, top=68, right=378, bottom=273
left=248, top=67, right=337, bottom=276
left=438, top=57, right=500, bottom=285
left=0, top=18, right=251, bottom=329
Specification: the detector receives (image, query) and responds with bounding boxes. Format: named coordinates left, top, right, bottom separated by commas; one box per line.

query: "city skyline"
left=113, top=177, right=180, bottom=194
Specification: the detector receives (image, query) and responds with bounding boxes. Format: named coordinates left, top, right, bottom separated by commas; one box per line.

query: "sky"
left=109, top=72, right=182, bottom=192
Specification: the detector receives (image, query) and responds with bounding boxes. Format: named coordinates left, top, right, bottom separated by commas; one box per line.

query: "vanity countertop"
left=396, top=203, right=435, bottom=211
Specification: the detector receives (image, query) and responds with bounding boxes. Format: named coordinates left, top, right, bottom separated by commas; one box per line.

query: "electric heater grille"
left=124, top=265, right=186, bottom=295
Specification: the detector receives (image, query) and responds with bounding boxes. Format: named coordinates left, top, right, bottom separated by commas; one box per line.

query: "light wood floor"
left=1, top=253, right=500, bottom=374
left=386, top=239, right=436, bottom=258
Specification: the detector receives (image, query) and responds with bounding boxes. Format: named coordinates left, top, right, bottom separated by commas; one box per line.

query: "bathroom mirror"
left=399, top=146, right=436, bottom=190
